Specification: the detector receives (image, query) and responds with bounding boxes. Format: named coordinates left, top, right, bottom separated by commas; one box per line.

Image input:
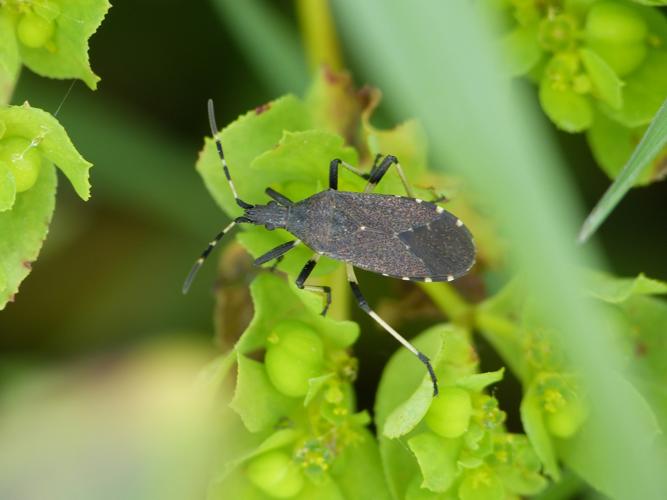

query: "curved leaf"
left=0, top=104, right=92, bottom=200
left=578, top=97, right=667, bottom=242
left=17, top=0, right=111, bottom=89
left=0, top=163, right=56, bottom=309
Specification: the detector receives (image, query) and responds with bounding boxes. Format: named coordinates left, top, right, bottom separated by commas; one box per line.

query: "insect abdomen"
left=287, top=191, right=476, bottom=280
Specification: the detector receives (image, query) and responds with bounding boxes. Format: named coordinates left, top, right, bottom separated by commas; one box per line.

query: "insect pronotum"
left=183, top=99, right=476, bottom=396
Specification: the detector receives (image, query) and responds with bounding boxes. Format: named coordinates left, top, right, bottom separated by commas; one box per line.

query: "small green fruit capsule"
left=547, top=397, right=588, bottom=438
left=585, top=2, right=648, bottom=76
left=17, top=12, right=56, bottom=49
left=265, top=320, right=324, bottom=397
left=425, top=386, right=473, bottom=438
left=0, top=137, right=42, bottom=192
left=246, top=450, right=304, bottom=498
left=586, top=2, right=647, bottom=45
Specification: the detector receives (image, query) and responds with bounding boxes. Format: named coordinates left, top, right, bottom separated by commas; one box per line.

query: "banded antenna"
left=182, top=100, right=252, bottom=294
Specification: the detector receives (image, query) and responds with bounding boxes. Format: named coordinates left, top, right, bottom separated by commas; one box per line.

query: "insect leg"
left=265, top=187, right=293, bottom=206
left=254, top=240, right=300, bottom=266
left=295, top=254, right=331, bottom=316
left=182, top=216, right=250, bottom=294
left=364, top=155, right=415, bottom=197
left=329, top=158, right=372, bottom=190
left=269, top=255, right=284, bottom=272
left=208, top=99, right=253, bottom=209
left=346, top=264, right=439, bottom=396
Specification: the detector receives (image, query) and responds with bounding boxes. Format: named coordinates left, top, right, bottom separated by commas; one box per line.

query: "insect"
left=183, top=100, right=476, bottom=396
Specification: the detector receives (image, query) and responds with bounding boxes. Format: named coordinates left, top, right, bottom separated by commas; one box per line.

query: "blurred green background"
left=1, top=1, right=667, bottom=499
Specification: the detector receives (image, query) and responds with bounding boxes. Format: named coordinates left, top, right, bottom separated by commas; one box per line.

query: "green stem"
left=474, top=309, right=517, bottom=339
left=295, top=0, right=344, bottom=72
left=417, top=281, right=472, bottom=326
left=326, top=263, right=349, bottom=321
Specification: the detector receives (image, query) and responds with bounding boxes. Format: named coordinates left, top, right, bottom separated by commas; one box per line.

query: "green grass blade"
left=335, top=2, right=667, bottom=498
left=210, top=0, right=308, bottom=94
left=578, top=98, right=667, bottom=243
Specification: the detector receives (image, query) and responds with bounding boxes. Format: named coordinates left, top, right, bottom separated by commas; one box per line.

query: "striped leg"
left=329, top=158, right=372, bottom=190
left=296, top=254, right=331, bottom=316
left=182, top=217, right=249, bottom=294
left=346, top=264, right=438, bottom=396
left=208, top=99, right=253, bottom=209
left=364, top=155, right=414, bottom=197
left=254, top=240, right=300, bottom=266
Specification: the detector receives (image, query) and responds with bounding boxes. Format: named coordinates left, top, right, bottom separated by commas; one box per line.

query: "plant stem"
left=417, top=282, right=472, bottom=326
left=295, top=0, right=344, bottom=72
left=474, top=309, right=517, bottom=340
left=327, top=263, right=349, bottom=321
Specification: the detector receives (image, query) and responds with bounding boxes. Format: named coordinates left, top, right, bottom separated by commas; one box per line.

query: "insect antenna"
left=207, top=99, right=253, bottom=209
left=182, top=216, right=250, bottom=294
left=183, top=100, right=255, bottom=293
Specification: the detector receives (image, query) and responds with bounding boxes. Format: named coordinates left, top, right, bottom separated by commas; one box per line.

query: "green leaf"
left=618, top=294, right=667, bottom=425
left=500, top=25, right=542, bottom=77
left=0, top=104, right=92, bottom=200
left=375, top=324, right=446, bottom=499
left=0, top=163, right=56, bottom=309
left=216, top=428, right=300, bottom=483
left=475, top=280, right=527, bottom=382
left=493, top=434, right=548, bottom=496
left=539, top=81, right=593, bottom=133
left=0, top=162, right=16, bottom=211
left=578, top=96, right=667, bottom=242
left=580, top=48, right=623, bottom=110
left=330, top=428, right=393, bottom=500
left=304, top=372, right=335, bottom=406
left=586, top=111, right=664, bottom=184
left=196, top=95, right=311, bottom=218
left=628, top=0, right=667, bottom=6
left=234, top=273, right=358, bottom=355
left=229, top=354, right=296, bottom=433
left=458, top=467, right=504, bottom=500
left=15, top=0, right=111, bottom=89
left=556, top=374, right=661, bottom=499
left=520, top=377, right=560, bottom=480
left=195, top=350, right=237, bottom=394
left=599, top=49, right=667, bottom=128
left=407, top=433, right=459, bottom=493
left=456, top=368, right=505, bottom=392
left=382, top=326, right=453, bottom=439
left=250, top=129, right=359, bottom=201
left=0, top=10, right=21, bottom=104
left=585, top=271, right=667, bottom=303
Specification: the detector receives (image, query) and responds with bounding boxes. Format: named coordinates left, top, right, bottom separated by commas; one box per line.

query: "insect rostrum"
left=183, top=99, right=476, bottom=396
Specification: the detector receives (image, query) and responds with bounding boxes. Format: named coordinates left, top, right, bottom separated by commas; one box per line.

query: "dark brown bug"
left=183, top=99, right=476, bottom=396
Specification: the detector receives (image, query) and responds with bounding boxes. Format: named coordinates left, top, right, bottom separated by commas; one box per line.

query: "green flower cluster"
left=207, top=273, right=391, bottom=499
left=377, top=325, right=546, bottom=500
left=495, top=0, right=667, bottom=182
left=477, top=271, right=666, bottom=495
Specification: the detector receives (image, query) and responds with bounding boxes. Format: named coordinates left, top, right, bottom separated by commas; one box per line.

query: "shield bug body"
left=183, top=100, right=476, bottom=396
